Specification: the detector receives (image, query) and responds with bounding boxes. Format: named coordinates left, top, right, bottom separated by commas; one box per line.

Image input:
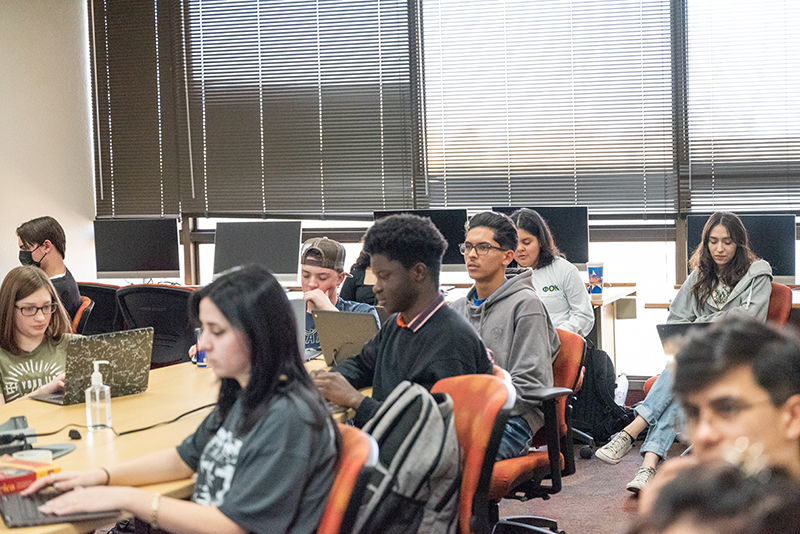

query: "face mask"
left=19, top=245, right=43, bottom=268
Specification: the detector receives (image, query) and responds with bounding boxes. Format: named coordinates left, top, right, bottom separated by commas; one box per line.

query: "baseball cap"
left=301, top=237, right=347, bottom=273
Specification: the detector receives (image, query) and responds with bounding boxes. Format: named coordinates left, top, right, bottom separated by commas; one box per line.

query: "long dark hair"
left=689, top=212, right=758, bottom=307
left=509, top=208, right=564, bottom=268
left=190, top=265, right=330, bottom=436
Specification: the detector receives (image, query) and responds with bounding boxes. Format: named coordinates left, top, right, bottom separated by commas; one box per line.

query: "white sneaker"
left=626, top=466, right=657, bottom=494
left=595, top=431, right=634, bottom=465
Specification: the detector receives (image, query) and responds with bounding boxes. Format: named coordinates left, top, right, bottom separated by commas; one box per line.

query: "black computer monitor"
left=94, top=219, right=181, bottom=279
left=687, top=214, right=796, bottom=283
left=492, top=206, right=590, bottom=264
left=372, top=209, right=468, bottom=270
left=213, top=221, right=302, bottom=282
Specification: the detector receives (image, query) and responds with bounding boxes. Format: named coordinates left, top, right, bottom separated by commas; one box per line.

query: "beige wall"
left=0, top=0, right=96, bottom=281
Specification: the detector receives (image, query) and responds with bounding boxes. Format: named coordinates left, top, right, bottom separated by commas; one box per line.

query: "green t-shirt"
left=0, top=335, right=73, bottom=403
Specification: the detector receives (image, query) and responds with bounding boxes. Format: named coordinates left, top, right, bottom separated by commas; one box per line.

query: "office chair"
left=767, top=282, right=792, bottom=325
left=77, top=282, right=124, bottom=334
left=318, top=425, right=379, bottom=534
left=488, top=329, right=586, bottom=534
left=71, top=296, right=94, bottom=335
left=116, top=284, right=196, bottom=367
left=431, top=374, right=516, bottom=534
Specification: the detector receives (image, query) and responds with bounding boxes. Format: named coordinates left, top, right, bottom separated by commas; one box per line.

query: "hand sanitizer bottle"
left=86, top=360, right=112, bottom=431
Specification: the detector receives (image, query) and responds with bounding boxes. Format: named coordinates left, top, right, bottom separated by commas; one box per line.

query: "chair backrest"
left=77, top=282, right=124, bottom=334
left=318, top=425, right=379, bottom=534
left=71, top=296, right=95, bottom=334
left=115, top=284, right=196, bottom=366
left=767, top=282, right=792, bottom=326
left=432, top=374, right=515, bottom=534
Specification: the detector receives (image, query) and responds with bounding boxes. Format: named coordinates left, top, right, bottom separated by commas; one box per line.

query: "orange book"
left=0, top=458, right=60, bottom=495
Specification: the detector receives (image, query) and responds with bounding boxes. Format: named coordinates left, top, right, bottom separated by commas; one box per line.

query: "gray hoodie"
left=668, top=259, right=773, bottom=324
left=451, top=269, right=561, bottom=432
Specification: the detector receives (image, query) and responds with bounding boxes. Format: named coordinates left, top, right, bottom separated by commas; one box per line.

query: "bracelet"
left=100, top=467, right=111, bottom=486
left=150, top=493, right=162, bottom=530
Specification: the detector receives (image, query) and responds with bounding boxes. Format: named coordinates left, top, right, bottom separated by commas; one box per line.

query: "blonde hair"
left=0, top=266, right=71, bottom=355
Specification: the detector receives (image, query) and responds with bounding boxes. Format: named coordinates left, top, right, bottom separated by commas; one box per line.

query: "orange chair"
left=78, top=281, right=124, bottom=334
left=488, top=328, right=586, bottom=534
left=71, top=296, right=95, bottom=335
left=431, top=374, right=516, bottom=534
left=767, top=282, right=792, bottom=325
left=318, top=425, right=379, bottom=534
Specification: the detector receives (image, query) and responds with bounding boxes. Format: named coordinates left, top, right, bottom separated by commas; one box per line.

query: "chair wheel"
left=579, top=445, right=593, bottom=459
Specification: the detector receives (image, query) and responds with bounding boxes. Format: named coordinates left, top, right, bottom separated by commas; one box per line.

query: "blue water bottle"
left=195, top=328, right=207, bottom=368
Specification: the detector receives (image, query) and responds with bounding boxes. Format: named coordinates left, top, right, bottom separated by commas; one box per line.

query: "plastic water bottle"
left=614, top=373, right=629, bottom=406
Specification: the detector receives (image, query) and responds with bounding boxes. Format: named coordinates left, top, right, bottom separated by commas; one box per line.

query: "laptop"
left=656, top=323, right=712, bottom=357
left=0, top=490, right=119, bottom=528
left=288, top=298, right=313, bottom=359
left=31, top=328, right=154, bottom=406
left=312, top=310, right=379, bottom=367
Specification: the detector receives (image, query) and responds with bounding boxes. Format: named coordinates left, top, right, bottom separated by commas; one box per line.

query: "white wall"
left=0, top=0, right=96, bottom=281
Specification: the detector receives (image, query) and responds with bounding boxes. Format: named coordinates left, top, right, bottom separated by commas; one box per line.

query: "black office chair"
left=77, top=282, right=125, bottom=335
left=116, top=284, right=196, bottom=367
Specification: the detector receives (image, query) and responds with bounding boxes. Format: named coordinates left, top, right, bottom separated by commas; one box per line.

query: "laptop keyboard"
left=0, top=491, right=119, bottom=528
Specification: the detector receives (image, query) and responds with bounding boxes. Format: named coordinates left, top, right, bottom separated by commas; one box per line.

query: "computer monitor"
left=493, top=206, right=590, bottom=264
left=687, top=214, right=796, bottom=284
left=213, top=221, right=302, bottom=282
left=373, top=209, right=468, bottom=271
left=94, top=219, right=181, bottom=279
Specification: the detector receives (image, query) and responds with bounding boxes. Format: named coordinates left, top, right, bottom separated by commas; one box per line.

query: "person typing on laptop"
left=595, top=212, right=772, bottom=494
left=0, top=266, right=73, bottom=405
left=311, top=214, right=492, bottom=427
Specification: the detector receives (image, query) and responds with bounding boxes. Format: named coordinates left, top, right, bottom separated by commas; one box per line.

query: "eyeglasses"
left=458, top=242, right=508, bottom=256
left=15, top=303, right=58, bottom=317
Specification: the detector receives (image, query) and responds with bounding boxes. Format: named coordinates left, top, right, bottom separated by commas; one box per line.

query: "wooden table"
left=586, top=284, right=637, bottom=370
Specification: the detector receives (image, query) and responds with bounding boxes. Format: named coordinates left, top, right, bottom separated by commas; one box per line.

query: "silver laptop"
left=288, top=298, right=311, bottom=359
left=656, top=323, right=711, bottom=357
left=31, top=328, right=154, bottom=405
left=311, top=310, right=379, bottom=367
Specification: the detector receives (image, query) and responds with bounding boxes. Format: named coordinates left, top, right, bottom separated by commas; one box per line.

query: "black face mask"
left=19, top=245, right=44, bottom=268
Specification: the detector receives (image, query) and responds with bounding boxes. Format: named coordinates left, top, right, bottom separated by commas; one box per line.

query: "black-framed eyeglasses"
left=15, top=303, right=58, bottom=317
left=458, top=242, right=508, bottom=256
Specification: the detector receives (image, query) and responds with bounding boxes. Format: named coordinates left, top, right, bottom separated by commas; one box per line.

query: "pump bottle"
left=86, top=360, right=112, bottom=431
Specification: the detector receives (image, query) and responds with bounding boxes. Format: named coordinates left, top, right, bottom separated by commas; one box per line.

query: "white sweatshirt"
left=530, top=257, right=595, bottom=337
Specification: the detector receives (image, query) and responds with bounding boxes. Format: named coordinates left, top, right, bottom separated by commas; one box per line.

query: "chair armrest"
left=526, top=387, right=573, bottom=402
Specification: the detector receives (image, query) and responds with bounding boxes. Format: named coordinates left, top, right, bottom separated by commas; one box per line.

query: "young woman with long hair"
left=595, top=212, right=772, bottom=494
left=26, top=265, right=339, bottom=534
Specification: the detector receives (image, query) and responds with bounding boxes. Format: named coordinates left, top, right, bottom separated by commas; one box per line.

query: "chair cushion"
left=488, top=450, right=565, bottom=501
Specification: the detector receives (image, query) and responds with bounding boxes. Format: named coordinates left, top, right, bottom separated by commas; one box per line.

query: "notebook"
left=656, top=323, right=711, bottom=357
left=31, top=328, right=154, bottom=406
left=311, top=310, right=379, bottom=367
left=0, top=491, right=120, bottom=528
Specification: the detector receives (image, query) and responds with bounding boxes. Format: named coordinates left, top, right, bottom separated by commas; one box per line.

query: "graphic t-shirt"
left=0, top=335, right=73, bottom=402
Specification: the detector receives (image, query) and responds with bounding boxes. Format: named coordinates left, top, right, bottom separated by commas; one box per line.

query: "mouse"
left=68, top=429, right=82, bottom=440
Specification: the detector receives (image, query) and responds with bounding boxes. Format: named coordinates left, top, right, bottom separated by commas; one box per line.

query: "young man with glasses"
left=16, top=216, right=82, bottom=320
left=638, top=317, right=800, bottom=513
left=300, top=237, right=379, bottom=359
left=451, top=211, right=561, bottom=460
left=311, top=214, right=492, bottom=427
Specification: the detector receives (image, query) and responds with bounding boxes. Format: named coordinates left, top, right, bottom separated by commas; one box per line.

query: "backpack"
left=352, top=381, right=462, bottom=534
left=571, top=345, right=634, bottom=444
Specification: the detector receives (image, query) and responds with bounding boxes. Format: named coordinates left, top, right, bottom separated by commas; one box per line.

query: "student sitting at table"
left=16, top=216, right=83, bottom=320
left=510, top=208, right=594, bottom=337
left=0, top=265, right=72, bottom=405
left=595, top=211, right=772, bottom=494
left=27, top=265, right=338, bottom=534
left=301, top=237, right=379, bottom=358
left=311, top=214, right=492, bottom=427
left=452, top=211, right=561, bottom=460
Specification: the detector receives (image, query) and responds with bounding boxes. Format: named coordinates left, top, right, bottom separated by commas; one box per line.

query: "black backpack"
left=572, top=345, right=634, bottom=444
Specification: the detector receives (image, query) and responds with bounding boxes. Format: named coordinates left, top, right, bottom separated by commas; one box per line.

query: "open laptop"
left=656, top=323, right=712, bottom=357
left=312, top=310, right=379, bottom=367
left=31, top=328, right=154, bottom=406
left=288, top=298, right=313, bottom=360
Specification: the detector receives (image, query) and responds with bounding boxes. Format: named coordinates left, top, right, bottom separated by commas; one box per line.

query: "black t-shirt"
left=176, top=387, right=337, bottom=534
left=51, top=267, right=82, bottom=320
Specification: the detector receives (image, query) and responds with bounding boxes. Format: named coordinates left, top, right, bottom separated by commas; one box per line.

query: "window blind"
left=682, top=0, right=800, bottom=213
left=422, top=0, right=676, bottom=216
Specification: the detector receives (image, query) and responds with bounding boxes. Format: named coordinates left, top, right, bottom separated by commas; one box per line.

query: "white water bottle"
left=614, top=373, right=629, bottom=406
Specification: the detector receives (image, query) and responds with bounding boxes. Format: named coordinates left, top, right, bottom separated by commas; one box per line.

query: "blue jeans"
left=496, top=415, right=533, bottom=461
left=635, top=365, right=685, bottom=460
